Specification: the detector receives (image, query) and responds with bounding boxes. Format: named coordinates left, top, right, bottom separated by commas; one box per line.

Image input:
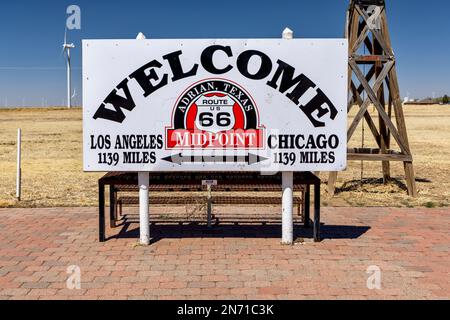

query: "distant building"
left=404, top=98, right=435, bottom=105
left=403, top=97, right=416, bottom=104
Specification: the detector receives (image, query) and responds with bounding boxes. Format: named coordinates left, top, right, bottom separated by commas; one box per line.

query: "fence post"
left=16, top=128, right=21, bottom=201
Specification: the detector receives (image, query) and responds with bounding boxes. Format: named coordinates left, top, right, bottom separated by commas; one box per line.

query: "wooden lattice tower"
left=328, top=0, right=417, bottom=197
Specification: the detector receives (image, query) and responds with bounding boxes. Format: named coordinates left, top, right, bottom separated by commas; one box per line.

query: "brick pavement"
left=0, top=206, right=448, bottom=300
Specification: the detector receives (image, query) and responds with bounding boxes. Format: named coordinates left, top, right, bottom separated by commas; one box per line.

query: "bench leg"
left=99, top=183, right=105, bottom=242
left=109, top=185, right=116, bottom=228
left=207, top=198, right=212, bottom=228
left=313, top=182, right=321, bottom=242
left=304, top=185, right=310, bottom=227
left=116, top=191, right=120, bottom=218
left=206, top=185, right=213, bottom=228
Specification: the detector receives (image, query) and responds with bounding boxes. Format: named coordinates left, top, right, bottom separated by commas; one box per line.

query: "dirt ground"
left=0, top=105, right=449, bottom=208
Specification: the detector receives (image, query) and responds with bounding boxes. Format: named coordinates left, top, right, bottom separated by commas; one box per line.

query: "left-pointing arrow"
left=161, top=153, right=268, bottom=165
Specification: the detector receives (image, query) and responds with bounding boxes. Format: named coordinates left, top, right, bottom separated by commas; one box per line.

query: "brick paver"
left=0, top=206, right=448, bottom=300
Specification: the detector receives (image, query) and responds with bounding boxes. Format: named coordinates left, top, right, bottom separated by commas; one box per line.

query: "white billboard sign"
left=82, top=39, right=347, bottom=172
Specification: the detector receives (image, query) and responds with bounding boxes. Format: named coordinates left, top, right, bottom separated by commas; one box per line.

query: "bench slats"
left=119, top=196, right=206, bottom=205
left=114, top=184, right=305, bottom=192
left=121, top=214, right=303, bottom=223
left=118, top=195, right=302, bottom=206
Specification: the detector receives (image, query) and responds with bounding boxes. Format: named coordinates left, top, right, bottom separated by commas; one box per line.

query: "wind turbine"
left=62, top=29, right=75, bottom=109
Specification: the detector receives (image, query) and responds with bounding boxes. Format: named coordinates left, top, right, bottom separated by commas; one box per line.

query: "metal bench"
left=116, top=193, right=305, bottom=225
left=98, top=172, right=321, bottom=242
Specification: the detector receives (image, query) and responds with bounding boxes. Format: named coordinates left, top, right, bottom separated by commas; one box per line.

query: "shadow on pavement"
left=109, top=217, right=370, bottom=244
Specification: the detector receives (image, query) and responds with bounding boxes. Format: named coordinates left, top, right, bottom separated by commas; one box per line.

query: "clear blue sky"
left=0, top=0, right=449, bottom=107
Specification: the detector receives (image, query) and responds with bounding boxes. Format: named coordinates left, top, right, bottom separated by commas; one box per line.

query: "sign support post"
left=281, top=28, right=294, bottom=245
left=138, top=172, right=150, bottom=245
left=281, top=171, right=294, bottom=244
left=135, top=32, right=150, bottom=246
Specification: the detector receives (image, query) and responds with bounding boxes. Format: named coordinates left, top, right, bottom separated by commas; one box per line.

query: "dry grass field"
left=0, top=105, right=449, bottom=208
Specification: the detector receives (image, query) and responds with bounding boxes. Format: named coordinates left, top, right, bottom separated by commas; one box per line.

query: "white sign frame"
left=82, top=38, right=348, bottom=172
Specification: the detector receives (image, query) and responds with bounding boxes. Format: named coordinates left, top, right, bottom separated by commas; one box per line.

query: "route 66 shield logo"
left=166, top=79, right=265, bottom=149
left=194, top=94, right=235, bottom=133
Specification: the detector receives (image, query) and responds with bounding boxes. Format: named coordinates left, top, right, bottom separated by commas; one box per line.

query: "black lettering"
left=162, top=50, right=198, bottom=81
left=278, top=134, right=289, bottom=149
left=237, top=50, right=272, bottom=80
left=316, top=134, right=327, bottom=149
left=268, top=135, right=277, bottom=148
left=142, top=151, right=149, bottom=163
left=157, top=135, right=163, bottom=149
left=305, top=136, right=316, bottom=149
left=123, top=151, right=132, bottom=163
left=201, top=45, right=233, bottom=74
left=300, top=152, right=310, bottom=163
left=329, top=151, right=335, bottom=163
left=300, top=88, right=338, bottom=127
left=267, top=60, right=316, bottom=104
left=90, top=134, right=110, bottom=149
left=320, top=151, right=328, bottom=163
left=295, top=135, right=305, bottom=149
left=129, top=60, right=168, bottom=97
left=149, top=151, right=156, bottom=163
left=93, top=79, right=136, bottom=123
left=329, top=135, right=339, bottom=149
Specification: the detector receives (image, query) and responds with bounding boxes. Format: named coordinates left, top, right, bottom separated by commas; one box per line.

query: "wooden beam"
left=380, top=12, right=417, bottom=196
left=348, top=65, right=375, bottom=113
left=327, top=172, right=338, bottom=196
left=347, top=148, right=412, bottom=161
left=347, top=59, right=393, bottom=142
left=350, top=82, right=383, bottom=148
left=348, top=153, right=412, bottom=162
left=373, top=33, right=391, bottom=182
left=349, top=59, right=411, bottom=155
left=353, top=55, right=391, bottom=63
left=355, top=5, right=392, bottom=56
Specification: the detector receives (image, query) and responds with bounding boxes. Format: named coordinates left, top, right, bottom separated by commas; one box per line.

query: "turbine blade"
left=61, top=27, right=67, bottom=58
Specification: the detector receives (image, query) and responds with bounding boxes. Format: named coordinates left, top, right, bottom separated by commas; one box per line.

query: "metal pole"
left=282, top=171, right=294, bottom=244
left=99, top=182, right=105, bottom=242
left=138, top=172, right=150, bottom=245
left=67, top=49, right=71, bottom=109
left=313, top=182, right=321, bottom=242
left=207, top=184, right=212, bottom=228
left=67, top=48, right=71, bottom=109
left=134, top=32, right=149, bottom=244
left=109, top=185, right=116, bottom=228
left=281, top=27, right=294, bottom=245
left=304, top=184, right=310, bottom=227
left=16, top=128, right=21, bottom=201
